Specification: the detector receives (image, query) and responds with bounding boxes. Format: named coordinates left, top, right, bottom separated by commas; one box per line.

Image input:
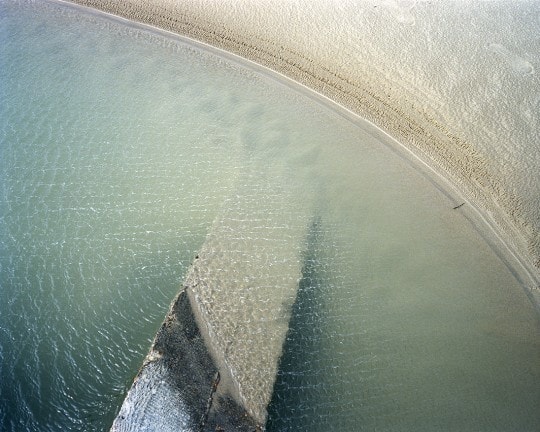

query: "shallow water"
left=266, top=137, right=540, bottom=431
left=0, top=1, right=539, bottom=431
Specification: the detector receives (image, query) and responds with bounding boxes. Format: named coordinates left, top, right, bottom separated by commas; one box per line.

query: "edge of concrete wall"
left=111, top=288, right=261, bottom=431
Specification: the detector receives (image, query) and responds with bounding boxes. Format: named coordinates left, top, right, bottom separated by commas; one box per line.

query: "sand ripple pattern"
left=384, top=0, right=417, bottom=25
left=486, top=43, right=534, bottom=76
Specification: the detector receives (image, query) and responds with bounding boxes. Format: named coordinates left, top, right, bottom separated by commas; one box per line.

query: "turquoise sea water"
left=1, top=1, right=539, bottom=431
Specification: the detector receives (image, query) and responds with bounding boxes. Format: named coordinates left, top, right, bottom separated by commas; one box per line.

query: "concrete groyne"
left=111, top=289, right=260, bottom=431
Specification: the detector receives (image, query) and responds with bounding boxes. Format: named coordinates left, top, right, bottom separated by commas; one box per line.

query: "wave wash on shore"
left=64, top=0, right=540, bottom=290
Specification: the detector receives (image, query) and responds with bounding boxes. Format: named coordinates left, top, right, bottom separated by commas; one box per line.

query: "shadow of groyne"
left=265, top=216, right=329, bottom=431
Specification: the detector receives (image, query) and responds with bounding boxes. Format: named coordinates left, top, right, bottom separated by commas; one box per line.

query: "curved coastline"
left=52, top=0, right=540, bottom=427
left=61, top=0, right=540, bottom=295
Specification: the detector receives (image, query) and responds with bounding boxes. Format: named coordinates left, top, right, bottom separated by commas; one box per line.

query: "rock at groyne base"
left=111, top=290, right=259, bottom=432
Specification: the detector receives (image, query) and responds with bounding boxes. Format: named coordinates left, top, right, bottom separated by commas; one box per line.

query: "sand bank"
left=64, top=0, right=540, bottom=291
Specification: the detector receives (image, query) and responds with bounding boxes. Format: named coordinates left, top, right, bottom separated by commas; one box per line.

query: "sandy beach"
left=63, top=0, right=540, bottom=291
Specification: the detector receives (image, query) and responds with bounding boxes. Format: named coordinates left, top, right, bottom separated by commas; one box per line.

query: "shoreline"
left=4, top=1, right=540, bottom=430
left=48, top=0, right=540, bottom=424
left=59, top=0, right=539, bottom=300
